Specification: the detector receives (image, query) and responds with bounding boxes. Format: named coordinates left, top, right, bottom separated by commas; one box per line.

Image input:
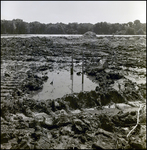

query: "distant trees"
left=125, top=27, right=135, bottom=35
left=1, top=19, right=146, bottom=35
left=125, top=20, right=146, bottom=35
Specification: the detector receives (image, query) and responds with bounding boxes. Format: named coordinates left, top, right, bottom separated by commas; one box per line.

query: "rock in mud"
left=92, top=142, right=107, bottom=149
left=112, top=111, right=138, bottom=127
left=52, top=110, right=71, bottom=127
left=98, top=114, right=114, bottom=132
left=37, top=65, right=52, bottom=71
left=86, top=60, right=108, bottom=76
left=72, top=118, right=89, bottom=134
left=42, top=75, right=48, bottom=81
left=76, top=71, right=81, bottom=76
left=107, top=72, right=123, bottom=80
left=1, top=124, right=16, bottom=144
left=129, top=137, right=146, bottom=149
left=60, top=125, right=74, bottom=136
left=4, top=72, right=10, bottom=77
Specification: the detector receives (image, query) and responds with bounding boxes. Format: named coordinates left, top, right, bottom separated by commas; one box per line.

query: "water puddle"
left=71, top=109, right=81, bottom=114
left=124, top=74, right=146, bottom=84
left=33, top=70, right=99, bottom=100
left=120, top=66, right=146, bottom=74
left=119, top=66, right=146, bottom=85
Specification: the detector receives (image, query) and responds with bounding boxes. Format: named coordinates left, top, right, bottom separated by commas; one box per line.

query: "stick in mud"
left=126, top=104, right=142, bottom=138
left=71, top=48, right=73, bottom=75
left=82, top=82, right=84, bottom=92
left=82, top=48, right=84, bottom=84
left=70, top=74, right=73, bottom=94
left=70, top=48, right=74, bottom=93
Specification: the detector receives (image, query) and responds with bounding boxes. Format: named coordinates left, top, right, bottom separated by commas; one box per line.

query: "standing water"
left=33, top=70, right=99, bottom=100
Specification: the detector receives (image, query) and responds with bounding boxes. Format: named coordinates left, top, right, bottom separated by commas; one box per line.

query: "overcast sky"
left=1, top=1, right=146, bottom=24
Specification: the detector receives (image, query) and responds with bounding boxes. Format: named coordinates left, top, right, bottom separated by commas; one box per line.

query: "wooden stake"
left=82, top=49, right=84, bottom=84
left=71, top=49, right=73, bottom=75
left=71, top=74, right=73, bottom=94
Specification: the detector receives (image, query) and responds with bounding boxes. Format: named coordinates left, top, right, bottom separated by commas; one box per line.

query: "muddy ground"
left=1, top=34, right=146, bottom=149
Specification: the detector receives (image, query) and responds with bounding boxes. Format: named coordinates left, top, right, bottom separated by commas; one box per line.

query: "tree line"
left=1, top=19, right=146, bottom=35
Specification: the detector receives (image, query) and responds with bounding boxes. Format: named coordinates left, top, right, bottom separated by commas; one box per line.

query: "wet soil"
left=1, top=35, right=146, bottom=149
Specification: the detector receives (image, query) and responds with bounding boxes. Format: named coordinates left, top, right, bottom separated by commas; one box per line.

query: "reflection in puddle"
left=33, top=70, right=99, bottom=100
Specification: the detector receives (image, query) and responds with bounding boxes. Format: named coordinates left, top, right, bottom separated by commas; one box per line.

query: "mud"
left=1, top=34, right=146, bottom=149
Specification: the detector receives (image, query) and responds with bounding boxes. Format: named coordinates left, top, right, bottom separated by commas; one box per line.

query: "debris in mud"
left=37, top=65, right=52, bottom=71
left=1, top=35, right=146, bottom=149
left=21, top=73, right=44, bottom=92
left=76, top=71, right=81, bottom=76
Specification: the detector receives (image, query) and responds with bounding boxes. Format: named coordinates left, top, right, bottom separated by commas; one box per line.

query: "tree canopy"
left=1, top=19, right=146, bottom=35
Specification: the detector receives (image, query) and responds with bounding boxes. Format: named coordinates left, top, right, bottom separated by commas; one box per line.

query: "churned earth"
left=1, top=32, right=146, bottom=149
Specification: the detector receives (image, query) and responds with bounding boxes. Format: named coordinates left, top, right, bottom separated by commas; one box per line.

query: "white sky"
left=1, top=1, right=146, bottom=24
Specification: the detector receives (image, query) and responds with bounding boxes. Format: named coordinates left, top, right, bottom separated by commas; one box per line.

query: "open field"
left=1, top=33, right=146, bottom=149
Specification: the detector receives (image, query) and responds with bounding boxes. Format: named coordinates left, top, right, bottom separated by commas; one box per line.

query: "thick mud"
left=1, top=34, right=146, bottom=149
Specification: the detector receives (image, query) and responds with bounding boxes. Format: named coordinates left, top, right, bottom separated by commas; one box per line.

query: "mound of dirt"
left=83, top=31, right=97, bottom=38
